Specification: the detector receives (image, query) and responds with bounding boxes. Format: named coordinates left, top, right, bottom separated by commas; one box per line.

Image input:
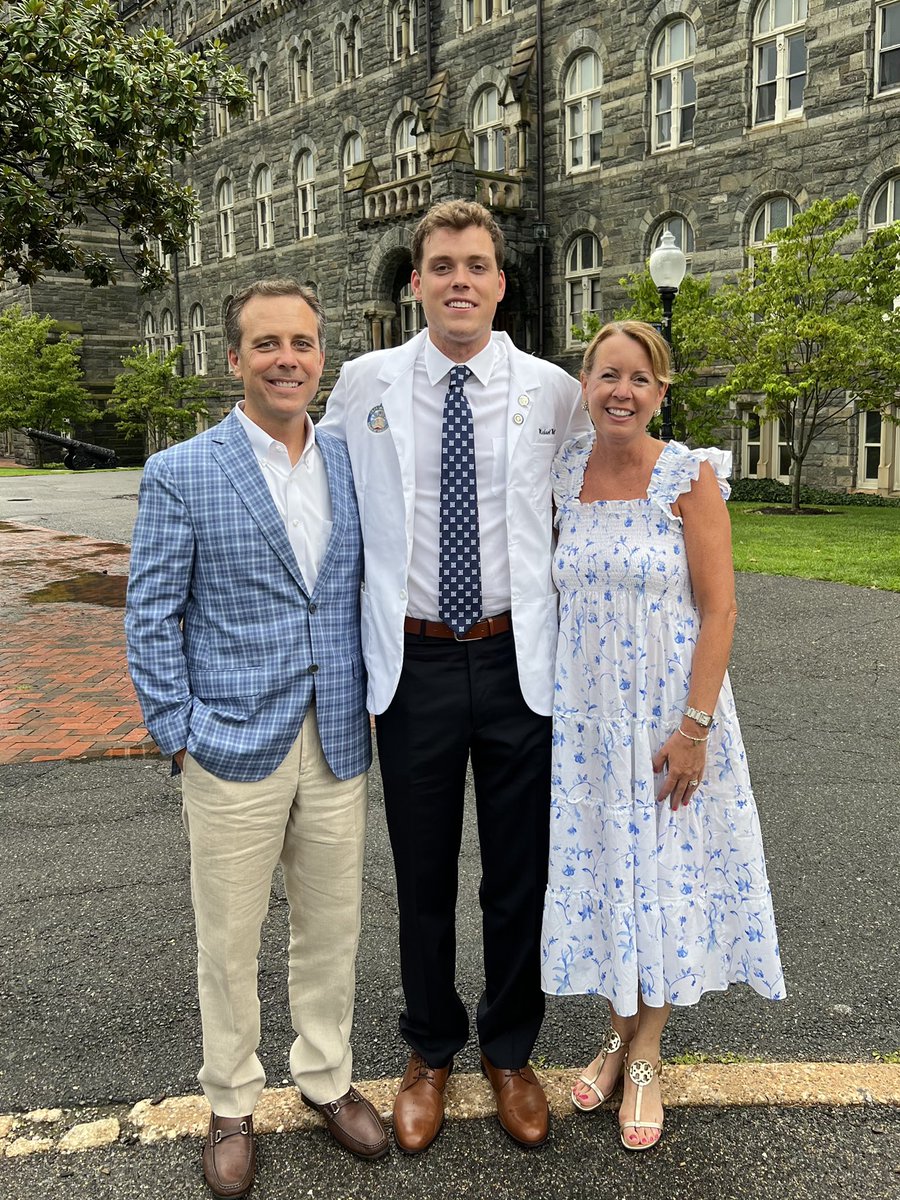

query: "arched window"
left=565, top=233, right=602, bottom=344
left=350, top=18, right=363, bottom=76
left=752, top=0, right=807, bottom=125
left=155, top=237, right=173, bottom=274
left=336, top=25, right=351, bottom=82
left=213, top=99, right=230, bottom=137
left=463, top=0, right=510, bottom=30
left=748, top=195, right=797, bottom=250
left=564, top=52, right=602, bottom=173
left=142, top=312, right=156, bottom=355
left=254, top=166, right=274, bottom=249
left=342, top=133, right=363, bottom=183
left=254, top=63, right=269, bottom=118
left=473, top=86, right=505, bottom=172
left=394, top=114, right=419, bottom=179
left=290, top=43, right=312, bottom=102
left=876, top=2, right=900, bottom=94
left=182, top=2, right=194, bottom=35
left=399, top=282, right=424, bottom=342
left=651, top=215, right=696, bottom=263
left=392, top=1, right=418, bottom=58
left=651, top=20, right=696, bottom=151
left=869, top=176, right=900, bottom=229
left=186, top=219, right=201, bottom=268
left=160, top=309, right=176, bottom=355
left=217, top=178, right=235, bottom=258
left=190, top=304, right=207, bottom=375
left=296, top=151, right=316, bottom=238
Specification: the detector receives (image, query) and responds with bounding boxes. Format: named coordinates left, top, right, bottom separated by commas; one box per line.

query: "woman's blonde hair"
left=582, top=320, right=672, bottom=385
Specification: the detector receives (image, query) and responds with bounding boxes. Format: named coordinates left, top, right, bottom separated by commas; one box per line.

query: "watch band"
left=684, top=704, right=713, bottom=728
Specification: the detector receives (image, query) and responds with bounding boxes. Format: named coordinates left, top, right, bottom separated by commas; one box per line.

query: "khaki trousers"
left=181, top=707, right=367, bottom=1117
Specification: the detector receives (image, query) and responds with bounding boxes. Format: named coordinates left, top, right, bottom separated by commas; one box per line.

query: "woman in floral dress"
left=540, top=321, right=784, bottom=1150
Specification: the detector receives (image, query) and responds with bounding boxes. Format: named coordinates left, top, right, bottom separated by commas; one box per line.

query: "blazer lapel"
left=312, top=431, right=349, bottom=595
left=209, top=412, right=308, bottom=593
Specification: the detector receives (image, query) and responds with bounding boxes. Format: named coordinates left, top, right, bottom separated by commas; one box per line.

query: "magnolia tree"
left=0, top=306, right=97, bottom=461
left=710, top=194, right=900, bottom=512
left=108, top=346, right=215, bottom=454
left=0, top=0, right=249, bottom=288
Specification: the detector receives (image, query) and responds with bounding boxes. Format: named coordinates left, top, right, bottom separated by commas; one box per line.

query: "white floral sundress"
left=540, top=436, right=785, bottom=1015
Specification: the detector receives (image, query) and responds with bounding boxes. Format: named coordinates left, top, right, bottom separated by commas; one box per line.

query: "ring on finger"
left=687, top=779, right=699, bottom=787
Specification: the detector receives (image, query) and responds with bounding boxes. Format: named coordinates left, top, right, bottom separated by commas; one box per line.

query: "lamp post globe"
left=648, top=229, right=687, bottom=442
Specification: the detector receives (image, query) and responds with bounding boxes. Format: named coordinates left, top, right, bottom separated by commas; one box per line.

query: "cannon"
left=23, top=428, right=118, bottom=470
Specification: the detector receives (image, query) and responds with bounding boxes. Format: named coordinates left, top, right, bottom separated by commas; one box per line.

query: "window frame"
left=217, top=178, right=236, bottom=259
left=254, top=166, right=274, bottom=250
left=751, top=0, right=808, bottom=127
left=342, top=133, right=364, bottom=184
left=869, top=176, right=900, bottom=229
left=876, top=1, right=900, bottom=95
left=473, top=85, right=506, bottom=173
left=564, top=52, right=603, bottom=174
left=394, top=113, right=419, bottom=179
left=189, top=304, right=207, bottom=376
left=296, top=151, right=316, bottom=239
left=565, top=233, right=602, bottom=346
left=290, top=43, right=312, bottom=102
left=650, top=19, right=696, bottom=152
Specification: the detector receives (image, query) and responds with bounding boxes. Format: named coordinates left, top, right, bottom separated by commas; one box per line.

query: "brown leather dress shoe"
left=201, top=1113, right=256, bottom=1198
left=480, top=1054, right=549, bottom=1148
left=301, top=1086, right=389, bottom=1160
left=392, top=1051, right=452, bottom=1154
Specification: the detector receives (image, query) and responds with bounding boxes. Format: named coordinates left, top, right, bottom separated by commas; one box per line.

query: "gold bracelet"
left=677, top=726, right=709, bottom=744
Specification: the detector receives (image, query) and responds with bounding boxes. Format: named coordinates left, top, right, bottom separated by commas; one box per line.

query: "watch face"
left=686, top=706, right=711, bottom=726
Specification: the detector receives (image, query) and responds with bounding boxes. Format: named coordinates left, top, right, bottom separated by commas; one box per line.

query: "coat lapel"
left=209, top=411, right=309, bottom=594
left=503, top=335, right=543, bottom=464
left=313, top=430, right=350, bottom=596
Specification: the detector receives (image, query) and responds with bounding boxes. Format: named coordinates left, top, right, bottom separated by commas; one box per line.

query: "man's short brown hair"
left=225, top=280, right=326, bottom=354
left=411, top=200, right=505, bottom=272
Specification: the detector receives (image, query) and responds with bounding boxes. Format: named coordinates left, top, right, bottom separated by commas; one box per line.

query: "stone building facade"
left=6, top=0, right=900, bottom=491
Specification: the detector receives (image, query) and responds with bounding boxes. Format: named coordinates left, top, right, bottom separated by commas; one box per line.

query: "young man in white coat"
left=320, top=201, right=589, bottom=1153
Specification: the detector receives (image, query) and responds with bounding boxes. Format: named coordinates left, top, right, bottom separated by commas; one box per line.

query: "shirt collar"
left=423, top=334, right=498, bottom=389
left=235, top=402, right=317, bottom=468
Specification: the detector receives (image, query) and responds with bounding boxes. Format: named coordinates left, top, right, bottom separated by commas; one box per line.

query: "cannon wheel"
left=64, top=451, right=95, bottom=470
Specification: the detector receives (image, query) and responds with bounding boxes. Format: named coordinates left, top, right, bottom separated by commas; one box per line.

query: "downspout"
left=535, top=0, right=545, bottom=355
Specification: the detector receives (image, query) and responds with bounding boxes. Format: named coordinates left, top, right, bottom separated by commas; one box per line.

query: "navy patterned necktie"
left=439, top=364, right=483, bottom=636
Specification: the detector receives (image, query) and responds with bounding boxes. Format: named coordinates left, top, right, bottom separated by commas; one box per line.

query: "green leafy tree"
left=572, top=271, right=726, bottom=445
left=710, top=194, right=900, bottom=512
left=0, top=0, right=249, bottom=288
left=0, top=305, right=97, bottom=461
left=108, top=345, right=215, bottom=453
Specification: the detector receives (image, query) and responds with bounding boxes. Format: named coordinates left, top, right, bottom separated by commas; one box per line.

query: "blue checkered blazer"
left=125, top=411, right=371, bottom=783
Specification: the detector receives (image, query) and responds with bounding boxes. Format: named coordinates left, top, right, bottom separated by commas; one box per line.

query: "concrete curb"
left=3, top=1063, right=899, bottom=1157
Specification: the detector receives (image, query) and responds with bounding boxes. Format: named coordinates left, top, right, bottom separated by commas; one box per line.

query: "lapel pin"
left=367, top=404, right=389, bottom=433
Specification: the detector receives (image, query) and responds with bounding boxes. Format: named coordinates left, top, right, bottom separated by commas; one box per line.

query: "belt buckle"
left=454, top=620, right=487, bottom=642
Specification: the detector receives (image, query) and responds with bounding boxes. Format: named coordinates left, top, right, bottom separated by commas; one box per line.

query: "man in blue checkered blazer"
left=126, top=281, right=388, bottom=1197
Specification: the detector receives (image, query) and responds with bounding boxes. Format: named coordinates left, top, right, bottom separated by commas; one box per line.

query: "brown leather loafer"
left=302, top=1086, right=389, bottom=1160
left=201, top=1113, right=255, bottom=1198
left=480, top=1054, right=549, bottom=1148
left=392, top=1051, right=452, bottom=1154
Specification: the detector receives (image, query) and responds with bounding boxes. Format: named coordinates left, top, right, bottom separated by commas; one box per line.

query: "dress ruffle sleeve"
left=551, top=433, right=594, bottom=510
left=648, top=441, right=732, bottom=521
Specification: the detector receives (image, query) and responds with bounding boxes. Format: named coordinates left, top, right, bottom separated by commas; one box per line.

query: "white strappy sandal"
left=619, top=1058, right=664, bottom=1150
left=571, top=1028, right=625, bottom=1113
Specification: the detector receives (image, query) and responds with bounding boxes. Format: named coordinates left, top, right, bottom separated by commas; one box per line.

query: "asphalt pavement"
left=1, top=469, right=899, bottom=1199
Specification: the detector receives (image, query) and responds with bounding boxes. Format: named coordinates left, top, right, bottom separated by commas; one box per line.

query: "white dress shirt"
left=406, top=335, right=511, bottom=621
left=235, top=403, right=332, bottom=592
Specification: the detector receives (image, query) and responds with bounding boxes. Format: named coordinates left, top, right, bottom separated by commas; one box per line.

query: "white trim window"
left=473, top=86, right=506, bottom=172
left=190, top=304, right=207, bottom=376
left=869, top=176, right=900, bottom=229
left=142, top=312, right=156, bottom=355
left=876, top=1, right=900, bottom=94
left=342, top=133, right=364, bottom=183
left=290, top=44, right=312, bottom=102
left=748, top=194, right=797, bottom=256
left=160, top=309, right=176, bottom=355
left=182, top=1, right=194, bottom=35
left=752, top=0, right=807, bottom=126
left=564, top=52, right=602, bottom=173
left=776, top=416, right=792, bottom=481
left=336, top=25, right=351, bottom=82
left=350, top=19, right=363, bottom=77
left=399, top=282, right=424, bottom=342
left=651, top=215, right=695, bottom=267
left=213, top=100, right=230, bottom=138
left=217, top=178, right=235, bottom=258
left=565, top=233, right=602, bottom=343
left=186, top=219, right=201, bottom=268
left=251, top=64, right=269, bottom=119
left=463, top=0, right=510, bottom=30
left=296, top=151, right=316, bottom=239
left=394, top=114, right=419, bottom=179
left=651, top=19, right=696, bottom=151
left=857, top=409, right=883, bottom=488
left=254, top=166, right=274, bottom=249
left=741, top=409, right=763, bottom=478
left=392, top=1, right=418, bottom=58
left=155, top=237, right=173, bottom=274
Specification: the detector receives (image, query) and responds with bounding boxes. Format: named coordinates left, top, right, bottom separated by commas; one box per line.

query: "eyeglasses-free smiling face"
left=581, top=333, right=667, bottom=441
left=228, top=295, right=325, bottom=438
left=411, top=225, right=506, bottom=362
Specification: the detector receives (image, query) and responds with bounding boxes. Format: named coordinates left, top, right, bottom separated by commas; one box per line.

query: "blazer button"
left=308, top=602, right=318, bottom=613
left=307, top=664, right=319, bottom=674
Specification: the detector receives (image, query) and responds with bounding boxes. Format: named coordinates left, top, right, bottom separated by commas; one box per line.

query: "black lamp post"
left=648, top=230, right=687, bottom=442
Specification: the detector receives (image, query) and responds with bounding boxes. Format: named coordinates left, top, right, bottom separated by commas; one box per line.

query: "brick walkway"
left=0, top=521, right=155, bottom=765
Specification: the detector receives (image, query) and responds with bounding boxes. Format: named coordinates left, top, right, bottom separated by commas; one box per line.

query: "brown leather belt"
left=403, top=611, right=512, bottom=641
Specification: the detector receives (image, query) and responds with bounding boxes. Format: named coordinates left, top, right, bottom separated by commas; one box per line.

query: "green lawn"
left=729, top=502, right=900, bottom=591
left=0, top=466, right=134, bottom=476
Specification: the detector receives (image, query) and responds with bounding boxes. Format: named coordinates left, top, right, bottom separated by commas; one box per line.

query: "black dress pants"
left=375, top=628, right=551, bottom=1070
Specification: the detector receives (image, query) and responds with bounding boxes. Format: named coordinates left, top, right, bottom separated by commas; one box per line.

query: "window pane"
left=881, top=46, right=900, bottom=88
left=748, top=445, right=761, bottom=475
left=774, top=0, right=793, bottom=28
left=788, top=33, right=807, bottom=73
left=788, top=73, right=805, bottom=110
left=680, top=103, right=695, bottom=142
left=656, top=111, right=672, bottom=145
left=656, top=75, right=672, bottom=112
left=873, top=187, right=888, bottom=225
left=580, top=234, right=595, bottom=269
left=770, top=196, right=791, bottom=228
left=885, top=2, right=900, bottom=46
left=590, top=278, right=602, bottom=310
left=758, top=41, right=777, bottom=82
left=589, top=130, right=602, bottom=162
left=755, top=80, right=776, bottom=122
left=866, top=445, right=880, bottom=478
left=865, top=409, right=882, bottom=441
left=681, top=66, right=696, bottom=105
